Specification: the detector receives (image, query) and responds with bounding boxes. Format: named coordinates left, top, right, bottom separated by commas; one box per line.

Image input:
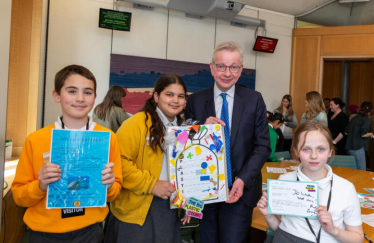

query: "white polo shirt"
left=278, top=164, right=362, bottom=242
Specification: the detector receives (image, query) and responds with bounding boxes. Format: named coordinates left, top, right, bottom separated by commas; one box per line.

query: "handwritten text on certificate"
left=267, top=179, right=319, bottom=219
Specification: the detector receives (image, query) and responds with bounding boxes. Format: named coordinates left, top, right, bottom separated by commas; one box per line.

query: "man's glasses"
left=213, top=63, right=242, bottom=73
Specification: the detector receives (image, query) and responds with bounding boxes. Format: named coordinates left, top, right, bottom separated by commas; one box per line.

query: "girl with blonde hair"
left=300, top=91, right=327, bottom=127
left=257, top=122, right=363, bottom=243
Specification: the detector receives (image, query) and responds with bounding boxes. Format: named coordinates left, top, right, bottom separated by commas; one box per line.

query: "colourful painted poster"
left=110, top=54, right=256, bottom=115
left=167, top=124, right=229, bottom=208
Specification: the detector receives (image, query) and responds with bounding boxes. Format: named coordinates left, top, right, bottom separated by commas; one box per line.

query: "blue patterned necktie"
left=220, top=93, right=232, bottom=188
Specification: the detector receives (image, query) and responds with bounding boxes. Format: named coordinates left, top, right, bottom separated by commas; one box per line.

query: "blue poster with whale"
left=46, top=129, right=110, bottom=209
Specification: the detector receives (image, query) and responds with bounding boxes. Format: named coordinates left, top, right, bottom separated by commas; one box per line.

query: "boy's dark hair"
left=269, top=112, right=285, bottom=123
left=267, top=111, right=273, bottom=122
left=324, top=98, right=330, bottom=101
left=54, top=65, right=97, bottom=95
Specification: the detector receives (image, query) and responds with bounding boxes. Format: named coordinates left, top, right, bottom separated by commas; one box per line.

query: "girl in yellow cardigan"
left=105, top=74, right=190, bottom=243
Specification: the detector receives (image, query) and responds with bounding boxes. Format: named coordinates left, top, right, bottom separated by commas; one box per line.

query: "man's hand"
left=226, top=178, right=244, bottom=203
left=204, top=116, right=226, bottom=126
left=38, top=162, right=61, bottom=192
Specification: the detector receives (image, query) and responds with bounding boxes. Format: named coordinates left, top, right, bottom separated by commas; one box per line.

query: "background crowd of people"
left=266, top=91, right=373, bottom=171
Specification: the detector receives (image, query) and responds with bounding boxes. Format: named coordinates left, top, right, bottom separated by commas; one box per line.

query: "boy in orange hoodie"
left=11, top=65, right=122, bottom=243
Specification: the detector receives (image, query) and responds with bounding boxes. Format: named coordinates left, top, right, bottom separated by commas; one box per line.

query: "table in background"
left=251, top=162, right=374, bottom=241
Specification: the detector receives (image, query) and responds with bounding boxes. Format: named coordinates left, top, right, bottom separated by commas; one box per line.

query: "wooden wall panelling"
left=348, top=62, right=362, bottom=107
left=348, top=62, right=374, bottom=107
left=321, top=61, right=342, bottom=100
left=27, top=0, right=43, bottom=137
left=6, top=0, right=33, bottom=152
left=290, top=36, right=321, bottom=123
left=293, top=25, right=374, bottom=37
left=321, top=35, right=374, bottom=57
left=6, top=0, right=42, bottom=154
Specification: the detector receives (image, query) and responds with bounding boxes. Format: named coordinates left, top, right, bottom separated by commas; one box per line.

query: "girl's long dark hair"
left=141, top=74, right=187, bottom=153
left=94, top=86, right=127, bottom=121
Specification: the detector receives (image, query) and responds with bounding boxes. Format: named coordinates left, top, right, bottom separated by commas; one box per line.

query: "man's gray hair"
left=211, top=41, right=244, bottom=64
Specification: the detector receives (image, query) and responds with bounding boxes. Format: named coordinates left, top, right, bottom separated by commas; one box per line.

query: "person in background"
left=105, top=74, right=190, bottom=243
left=267, top=111, right=285, bottom=152
left=324, top=97, right=333, bottom=119
left=274, top=94, right=298, bottom=152
left=258, top=122, right=364, bottom=243
left=348, top=104, right=359, bottom=121
left=328, top=98, right=349, bottom=155
left=268, top=112, right=285, bottom=162
left=93, top=85, right=130, bottom=133
left=345, top=101, right=373, bottom=171
left=301, top=91, right=328, bottom=127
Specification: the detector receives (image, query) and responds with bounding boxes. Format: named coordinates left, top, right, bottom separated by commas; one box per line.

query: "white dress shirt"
left=156, top=107, right=177, bottom=181
left=213, top=83, right=235, bottom=132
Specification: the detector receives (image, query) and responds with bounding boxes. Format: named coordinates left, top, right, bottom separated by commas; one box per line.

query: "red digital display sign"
left=253, top=36, right=278, bottom=53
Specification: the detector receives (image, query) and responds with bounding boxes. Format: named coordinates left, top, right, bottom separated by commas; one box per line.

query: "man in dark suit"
left=185, top=41, right=271, bottom=243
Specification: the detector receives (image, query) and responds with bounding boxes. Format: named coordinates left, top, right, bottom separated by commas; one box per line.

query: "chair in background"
left=328, top=155, right=357, bottom=169
left=274, top=151, right=291, bottom=160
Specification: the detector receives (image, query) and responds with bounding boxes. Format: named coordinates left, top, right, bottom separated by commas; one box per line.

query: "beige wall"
left=42, top=0, right=294, bottom=126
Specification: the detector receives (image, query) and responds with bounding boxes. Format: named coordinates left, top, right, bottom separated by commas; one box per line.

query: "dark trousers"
left=29, top=223, right=104, bottom=243
left=200, top=199, right=253, bottom=243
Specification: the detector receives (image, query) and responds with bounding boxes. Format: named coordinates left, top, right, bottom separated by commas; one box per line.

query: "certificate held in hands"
left=46, top=129, right=111, bottom=209
left=267, top=179, right=319, bottom=219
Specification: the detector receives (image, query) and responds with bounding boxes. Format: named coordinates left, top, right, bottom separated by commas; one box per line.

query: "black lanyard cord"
left=61, top=116, right=89, bottom=130
left=297, top=176, right=333, bottom=243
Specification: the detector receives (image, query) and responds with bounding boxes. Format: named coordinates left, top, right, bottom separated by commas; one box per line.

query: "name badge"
left=61, top=208, right=85, bottom=218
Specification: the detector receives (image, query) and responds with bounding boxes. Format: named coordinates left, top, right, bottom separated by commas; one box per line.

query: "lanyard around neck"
left=61, top=116, right=89, bottom=130
left=297, top=176, right=333, bottom=243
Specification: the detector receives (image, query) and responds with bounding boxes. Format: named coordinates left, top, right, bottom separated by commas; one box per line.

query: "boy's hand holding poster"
left=167, top=124, right=229, bottom=218
left=267, top=179, right=319, bottom=219
left=46, top=129, right=110, bottom=209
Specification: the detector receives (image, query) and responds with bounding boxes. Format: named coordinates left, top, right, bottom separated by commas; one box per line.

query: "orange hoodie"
left=11, top=124, right=122, bottom=233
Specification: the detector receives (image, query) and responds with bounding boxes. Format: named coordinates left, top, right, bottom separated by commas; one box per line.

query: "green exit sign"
left=99, top=8, right=132, bottom=31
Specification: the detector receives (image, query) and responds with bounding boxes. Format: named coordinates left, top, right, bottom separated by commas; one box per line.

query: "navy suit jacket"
left=185, top=85, right=271, bottom=207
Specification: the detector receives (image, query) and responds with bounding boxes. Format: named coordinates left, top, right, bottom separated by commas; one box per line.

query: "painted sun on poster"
left=167, top=124, right=229, bottom=208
